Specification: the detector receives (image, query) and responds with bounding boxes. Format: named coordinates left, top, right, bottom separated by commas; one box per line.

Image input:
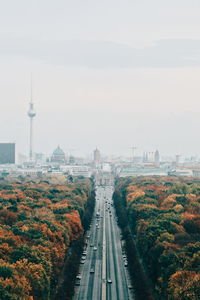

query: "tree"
left=169, top=271, right=200, bottom=300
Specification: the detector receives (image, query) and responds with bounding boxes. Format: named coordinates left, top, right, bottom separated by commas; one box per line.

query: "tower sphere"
left=28, top=103, right=36, bottom=118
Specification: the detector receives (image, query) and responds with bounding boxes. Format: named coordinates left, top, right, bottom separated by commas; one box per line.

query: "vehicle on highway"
left=83, top=251, right=87, bottom=255
left=128, top=285, right=133, bottom=289
left=76, top=275, right=81, bottom=280
left=90, top=268, right=95, bottom=273
left=93, top=246, right=97, bottom=251
left=80, top=260, right=85, bottom=264
left=90, top=244, right=93, bottom=247
left=107, top=279, right=112, bottom=283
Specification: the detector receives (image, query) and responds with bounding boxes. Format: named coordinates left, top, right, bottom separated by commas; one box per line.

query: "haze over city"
left=0, top=2, right=200, bottom=300
left=1, top=0, right=200, bottom=157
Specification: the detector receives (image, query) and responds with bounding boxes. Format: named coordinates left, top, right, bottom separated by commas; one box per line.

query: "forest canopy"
left=0, top=178, right=93, bottom=300
left=115, top=176, right=200, bottom=300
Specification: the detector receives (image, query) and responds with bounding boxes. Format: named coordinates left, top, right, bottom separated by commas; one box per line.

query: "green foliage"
left=115, top=176, right=200, bottom=300
left=0, top=266, right=13, bottom=279
left=0, top=178, right=94, bottom=299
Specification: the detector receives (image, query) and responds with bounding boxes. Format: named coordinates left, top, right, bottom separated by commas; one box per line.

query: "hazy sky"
left=1, top=0, right=200, bottom=157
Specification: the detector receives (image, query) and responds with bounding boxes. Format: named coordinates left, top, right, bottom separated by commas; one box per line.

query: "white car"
left=80, top=260, right=85, bottom=264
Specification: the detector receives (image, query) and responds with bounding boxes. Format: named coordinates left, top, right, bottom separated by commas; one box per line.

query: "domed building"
left=51, top=146, right=66, bottom=164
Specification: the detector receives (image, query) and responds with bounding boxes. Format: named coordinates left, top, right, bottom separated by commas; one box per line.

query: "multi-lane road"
left=73, top=176, right=134, bottom=300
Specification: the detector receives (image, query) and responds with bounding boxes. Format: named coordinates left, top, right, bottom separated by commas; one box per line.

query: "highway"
left=73, top=175, right=134, bottom=300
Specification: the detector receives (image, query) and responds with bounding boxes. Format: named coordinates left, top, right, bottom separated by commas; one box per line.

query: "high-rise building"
left=154, top=150, right=160, bottom=166
left=143, top=152, right=148, bottom=163
left=27, top=81, right=36, bottom=161
left=175, top=155, right=181, bottom=166
left=0, top=143, right=15, bottom=164
left=94, top=148, right=101, bottom=164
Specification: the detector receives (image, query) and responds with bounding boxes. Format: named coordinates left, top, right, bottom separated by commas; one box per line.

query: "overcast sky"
left=0, top=0, right=200, bottom=158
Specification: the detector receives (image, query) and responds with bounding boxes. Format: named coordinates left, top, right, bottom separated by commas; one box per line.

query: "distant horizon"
left=1, top=1, right=200, bottom=158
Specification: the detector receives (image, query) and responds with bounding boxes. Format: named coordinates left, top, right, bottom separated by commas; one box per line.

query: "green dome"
left=52, top=146, right=65, bottom=156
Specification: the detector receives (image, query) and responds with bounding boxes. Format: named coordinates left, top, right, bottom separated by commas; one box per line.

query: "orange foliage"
left=117, top=176, right=200, bottom=299
left=0, top=209, right=17, bottom=225
left=65, top=210, right=83, bottom=240
left=181, top=212, right=196, bottom=220
left=169, top=271, right=200, bottom=300
left=161, top=194, right=179, bottom=208
left=127, top=189, right=145, bottom=202
left=0, top=178, right=92, bottom=298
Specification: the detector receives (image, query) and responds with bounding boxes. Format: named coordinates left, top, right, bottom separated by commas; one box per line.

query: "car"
left=90, top=268, right=95, bottom=273
left=90, top=244, right=93, bottom=247
left=80, top=260, right=85, bottom=264
left=75, top=281, right=80, bottom=286
left=83, top=251, right=87, bottom=255
left=124, top=262, right=128, bottom=267
left=128, top=285, right=133, bottom=289
left=93, top=246, right=97, bottom=251
left=76, top=275, right=81, bottom=280
left=107, top=279, right=112, bottom=283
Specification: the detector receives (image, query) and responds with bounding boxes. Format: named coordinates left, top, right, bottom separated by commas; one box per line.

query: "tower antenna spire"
left=27, top=75, right=36, bottom=162
left=30, top=73, right=33, bottom=104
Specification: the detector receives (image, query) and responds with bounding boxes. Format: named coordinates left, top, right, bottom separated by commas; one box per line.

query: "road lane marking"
left=102, top=195, right=106, bottom=300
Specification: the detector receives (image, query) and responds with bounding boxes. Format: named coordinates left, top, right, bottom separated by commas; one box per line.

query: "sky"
left=0, top=0, right=200, bottom=158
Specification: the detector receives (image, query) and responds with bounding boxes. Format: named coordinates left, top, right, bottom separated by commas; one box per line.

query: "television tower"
left=27, top=79, right=36, bottom=161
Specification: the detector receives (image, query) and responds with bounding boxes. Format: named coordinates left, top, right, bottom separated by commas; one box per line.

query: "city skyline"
left=0, top=3, right=199, bottom=300
left=0, top=1, right=200, bottom=157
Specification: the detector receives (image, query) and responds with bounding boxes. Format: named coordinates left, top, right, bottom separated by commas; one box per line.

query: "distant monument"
left=51, top=146, right=66, bottom=164
left=27, top=79, right=36, bottom=161
left=154, top=150, right=160, bottom=166
left=93, top=148, right=101, bottom=165
left=69, top=155, right=75, bottom=165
